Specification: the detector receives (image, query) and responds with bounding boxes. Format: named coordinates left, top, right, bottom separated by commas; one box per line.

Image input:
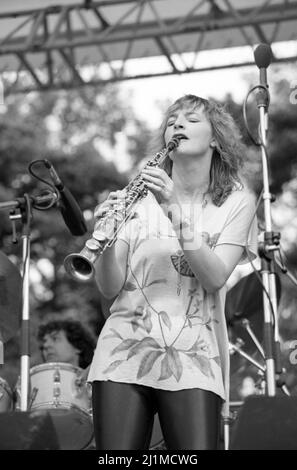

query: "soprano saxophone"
left=64, top=137, right=180, bottom=282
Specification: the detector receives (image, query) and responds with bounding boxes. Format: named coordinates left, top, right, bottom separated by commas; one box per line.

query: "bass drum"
left=16, top=362, right=93, bottom=450
left=0, top=377, right=13, bottom=412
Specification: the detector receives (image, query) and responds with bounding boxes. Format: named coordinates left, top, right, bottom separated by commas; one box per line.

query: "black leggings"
left=92, top=381, right=222, bottom=450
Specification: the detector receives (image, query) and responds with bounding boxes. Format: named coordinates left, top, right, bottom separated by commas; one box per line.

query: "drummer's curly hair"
left=38, top=319, right=96, bottom=369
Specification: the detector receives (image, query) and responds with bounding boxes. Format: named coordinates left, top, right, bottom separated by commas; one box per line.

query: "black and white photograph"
left=0, top=0, right=297, bottom=454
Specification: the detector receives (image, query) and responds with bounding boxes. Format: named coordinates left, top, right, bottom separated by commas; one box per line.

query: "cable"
left=27, top=159, right=59, bottom=210
left=243, top=84, right=270, bottom=147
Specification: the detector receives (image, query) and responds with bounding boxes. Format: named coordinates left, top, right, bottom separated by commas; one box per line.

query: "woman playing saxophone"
left=87, top=94, right=258, bottom=450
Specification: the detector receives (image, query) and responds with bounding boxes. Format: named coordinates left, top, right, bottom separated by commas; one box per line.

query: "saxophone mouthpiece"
left=167, top=136, right=181, bottom=151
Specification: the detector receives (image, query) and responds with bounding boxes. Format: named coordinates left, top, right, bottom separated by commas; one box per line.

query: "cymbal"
left=0, top=252, right=22, bottom=342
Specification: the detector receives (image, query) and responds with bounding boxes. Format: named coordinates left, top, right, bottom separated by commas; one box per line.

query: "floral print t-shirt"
left=88, top=188, right=258, bottom=404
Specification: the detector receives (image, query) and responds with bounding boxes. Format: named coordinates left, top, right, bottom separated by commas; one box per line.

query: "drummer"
left=38, top=319, right=96, bottom=369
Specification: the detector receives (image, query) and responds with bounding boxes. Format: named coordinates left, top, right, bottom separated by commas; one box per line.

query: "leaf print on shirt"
left=123, top=281, right=138, bottom=292
left=102, top=327, right=220, bottom=383
left=126, top=337, right=162, bottom=360
left=137, top=350, right=164, bottom=379
left=179, top=337, right=220, bottom=380
left=102, top=334, right=164, bottom=377
left=111, top=338, right=140, bottom=354
left=167, top=346, right=183, bottom=381
left=188, top=353, right=214, bottom=378
left=143, top=307, right=153, bottom=333
left=131, top=306, right=144, bottom=333
left=158, top=311, right=172, bottom=330
left=103, top=359, right=126, bottom=375
left=103, top=328, right=123, bottom=340
left=159, top=354, right=173, bottom=380
left=158, top=346, right=183, bottom=382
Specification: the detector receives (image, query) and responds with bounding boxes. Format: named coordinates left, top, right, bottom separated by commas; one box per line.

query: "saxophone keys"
left=86, top=239, right=102, bottom=250
left=93, top=230, right=109, bottom=242
left=86, top=238, right=100, bottom=251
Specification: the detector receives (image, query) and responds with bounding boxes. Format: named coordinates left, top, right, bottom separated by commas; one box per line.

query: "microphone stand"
left=256, top=82, right=281, bottom=396
left=0, top=192, right=57, bottom=410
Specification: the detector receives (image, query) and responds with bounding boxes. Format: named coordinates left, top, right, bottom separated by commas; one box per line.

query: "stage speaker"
left=230, top=395, right=297, bottom=450
left=0, top=411, right=60, bottom=449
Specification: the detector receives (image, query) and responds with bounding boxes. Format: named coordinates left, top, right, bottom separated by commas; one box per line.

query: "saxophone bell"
left=64, top=253, right=94, bottom=282
left=64, top=237, right=106, bottom=282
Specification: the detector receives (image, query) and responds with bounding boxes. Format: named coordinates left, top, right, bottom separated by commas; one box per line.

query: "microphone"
left=254, top=43, right=272, bottom=131
left=44, top=160, right=87, bottom=236
left=254, top=43, right=273, bottom=88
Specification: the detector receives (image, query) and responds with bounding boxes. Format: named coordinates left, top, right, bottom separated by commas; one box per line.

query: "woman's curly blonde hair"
left=151, top=94, right=245, bottom=206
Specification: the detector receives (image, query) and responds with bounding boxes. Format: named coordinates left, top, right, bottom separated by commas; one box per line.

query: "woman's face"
left=164, top=105, right=214, bottom=159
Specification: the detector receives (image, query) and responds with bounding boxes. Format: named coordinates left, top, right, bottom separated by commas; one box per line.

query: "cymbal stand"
left=230, top=337, right=290, bottom=396
left=240, top=319, right=265, bottom=359
left=0, top=192, right=57, bottom=410
left=229, top=340, right=266, bottom=373
left=239, top=317, right=290, bottom=396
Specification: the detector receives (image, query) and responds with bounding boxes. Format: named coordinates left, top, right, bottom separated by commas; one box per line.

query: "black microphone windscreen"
left=59, top=187, right=87, bottom=236
left=254, top=43, right=273, bottom=69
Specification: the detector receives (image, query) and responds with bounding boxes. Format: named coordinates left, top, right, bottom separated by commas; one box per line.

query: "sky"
left=120, top=66, right=250, bottom=127
left=119, top=40, right=297, bottom=128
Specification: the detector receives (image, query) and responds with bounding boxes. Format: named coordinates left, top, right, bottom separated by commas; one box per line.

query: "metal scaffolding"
left=0, top=0, right=296, bottom=93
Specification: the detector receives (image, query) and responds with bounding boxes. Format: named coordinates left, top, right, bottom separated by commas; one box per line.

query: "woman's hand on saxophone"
left=94, top=190, right=126, bottom=219
left=141, top=167, right=175, bottom=206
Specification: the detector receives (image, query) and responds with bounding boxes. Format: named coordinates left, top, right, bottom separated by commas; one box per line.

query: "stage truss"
left=0, top=0, right=296, bottom=94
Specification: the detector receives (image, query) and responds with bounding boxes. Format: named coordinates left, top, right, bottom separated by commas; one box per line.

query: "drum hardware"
left=229, top=339, right=265, bottom=373
left=0, top=377, right=13, bottom=412
left=15, top=362, right=94, bottom=450
left=222, top=401, right=244, bottom=450
left=28, top=387, right=38, bottom=409
left=0, top=252, right=22, bottom=344
left=240, top=319, right=265, bottom=359
left=53, top=367, right=61, bottom=406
